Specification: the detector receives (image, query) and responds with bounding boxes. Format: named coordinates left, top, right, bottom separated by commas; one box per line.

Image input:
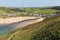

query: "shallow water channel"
left=0, top=19, right=38, bottom=36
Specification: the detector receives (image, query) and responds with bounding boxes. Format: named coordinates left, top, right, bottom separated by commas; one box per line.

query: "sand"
left=28, top=18, right=44, bottom=24
left=0, top=17, right=38, bottom=24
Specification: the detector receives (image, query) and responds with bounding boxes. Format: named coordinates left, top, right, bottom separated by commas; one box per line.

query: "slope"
left=3, top=12, right=60, bottom=40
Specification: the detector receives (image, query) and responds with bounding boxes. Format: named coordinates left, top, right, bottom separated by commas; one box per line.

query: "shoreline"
left=0, top=16, right=38, bottom=24
left=0, top=17, right=44, bottom=39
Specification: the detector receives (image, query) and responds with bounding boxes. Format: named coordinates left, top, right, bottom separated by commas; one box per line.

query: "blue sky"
left=0, top=0, right=60, bottom=7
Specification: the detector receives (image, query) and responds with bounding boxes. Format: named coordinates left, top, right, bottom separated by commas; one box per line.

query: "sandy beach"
left=0, top=17, right=38, bottom=24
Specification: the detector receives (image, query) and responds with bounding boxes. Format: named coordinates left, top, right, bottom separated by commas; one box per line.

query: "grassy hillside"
left=43, top=6, right=60, bottom=10
left=0, top=7, right=21, bottom=18
left=14, top=8, right=58, bottom=14
left=0, top=7, right=59, bottom=18
left=2, top=12, right=60, bottom=40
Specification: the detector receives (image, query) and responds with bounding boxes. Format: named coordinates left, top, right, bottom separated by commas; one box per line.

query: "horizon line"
left=0, top=5, right=60, bottom=8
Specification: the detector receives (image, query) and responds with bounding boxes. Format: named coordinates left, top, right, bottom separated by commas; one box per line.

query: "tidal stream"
left=0, top=18, right=39, bottom=35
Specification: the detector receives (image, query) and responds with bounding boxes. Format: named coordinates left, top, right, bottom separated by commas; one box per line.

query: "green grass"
left=33, top=9, right=58, bottom=14
left=1, top=12, right=60, bottom=40
left=0, top=7, right=59, bottom=18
